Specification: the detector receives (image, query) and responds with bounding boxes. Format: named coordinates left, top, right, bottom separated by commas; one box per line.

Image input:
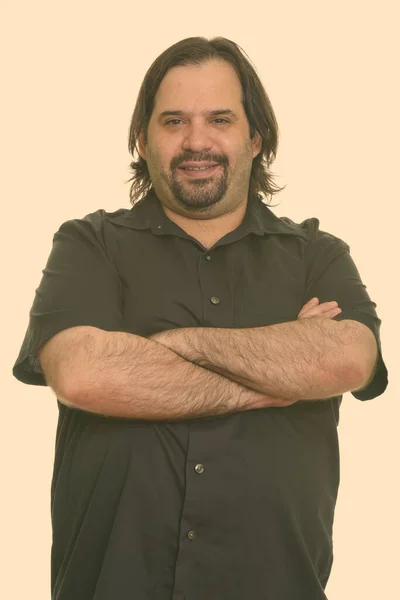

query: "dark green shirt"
left=13, top=189, right=388, bottom=600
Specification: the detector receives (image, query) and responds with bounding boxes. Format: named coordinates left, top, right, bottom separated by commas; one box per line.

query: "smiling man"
left=138, top=59, right=262, bottom=250
left=13, top=37, right=388, bottom=600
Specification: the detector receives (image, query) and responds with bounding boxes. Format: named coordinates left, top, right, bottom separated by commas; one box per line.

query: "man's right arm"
left=37, top=326, right=288, bottom=420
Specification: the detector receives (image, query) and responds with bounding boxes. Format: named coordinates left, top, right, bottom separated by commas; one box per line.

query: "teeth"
left=182, top=165, right=215, bottom=171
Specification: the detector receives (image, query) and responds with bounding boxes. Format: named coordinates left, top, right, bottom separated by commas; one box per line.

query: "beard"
left=146, top=141, right=253, bottom=213
left=167, top=163, right=230, bottom=213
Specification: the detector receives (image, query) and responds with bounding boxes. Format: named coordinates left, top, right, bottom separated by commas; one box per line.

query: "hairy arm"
left=39, top=326, right=292, bottom=420
left=150, top=317, right=378, bottom=402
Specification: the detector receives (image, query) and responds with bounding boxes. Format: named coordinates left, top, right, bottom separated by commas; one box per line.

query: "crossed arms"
left=38, top=298, right=378, bottom=420
left=150, top=306, right=378, bottom=402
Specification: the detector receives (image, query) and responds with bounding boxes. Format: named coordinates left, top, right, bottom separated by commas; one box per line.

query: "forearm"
left=156, top=318, right=366, bottom=401
left=67, top=329, right=286, bottom=420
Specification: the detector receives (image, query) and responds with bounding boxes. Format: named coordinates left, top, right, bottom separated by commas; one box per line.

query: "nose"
left=181, top=121, right=213, bottom=153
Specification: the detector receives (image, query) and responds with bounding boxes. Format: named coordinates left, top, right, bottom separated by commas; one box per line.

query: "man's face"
left=138, top=59, right=262, bottom=217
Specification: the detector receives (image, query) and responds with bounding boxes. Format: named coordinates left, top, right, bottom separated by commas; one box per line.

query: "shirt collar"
left=106, top=188, right=308, bottom=240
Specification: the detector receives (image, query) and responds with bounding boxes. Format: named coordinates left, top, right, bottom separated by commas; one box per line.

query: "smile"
left=178, top=164, right=221, bottom=178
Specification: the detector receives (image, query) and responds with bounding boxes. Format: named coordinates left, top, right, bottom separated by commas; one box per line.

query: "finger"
left=314, top=301, right=339, bottom=313
left=304, top=297, right=319, bottom=307
left=327, top=307, right=342, bottom=318
left=315, top=307, right=342, bottom=319
left=299, top=303, right=340, bottom=318
left=299, top=308, right=340, bottom=319
left=298, top=297, right=319, bottom=316
left=299, top=301, right=338, bottom=318
left=300, top=307, right=342, bottom=320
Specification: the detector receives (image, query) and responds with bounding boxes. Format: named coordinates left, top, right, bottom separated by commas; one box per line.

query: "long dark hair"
left=127, top=36, right=285, bottom=206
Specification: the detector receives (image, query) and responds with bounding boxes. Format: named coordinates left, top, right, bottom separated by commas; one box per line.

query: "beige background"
left=2, top=1, right=398, bottom=598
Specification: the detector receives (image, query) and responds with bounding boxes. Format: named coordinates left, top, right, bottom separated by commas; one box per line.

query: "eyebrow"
left=158, top=109, right=238, bottom=120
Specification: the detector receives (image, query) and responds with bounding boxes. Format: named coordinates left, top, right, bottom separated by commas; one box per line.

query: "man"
left=13, top=36, right=388, bottom=600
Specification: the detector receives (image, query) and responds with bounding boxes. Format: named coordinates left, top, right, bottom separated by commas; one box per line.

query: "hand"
left=298, top=297, right=342, bottom=320
left=254, top=297, right=343, bottom=409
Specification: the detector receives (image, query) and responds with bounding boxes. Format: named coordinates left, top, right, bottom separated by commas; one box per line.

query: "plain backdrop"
left=1, top=1, right=398, bottom=598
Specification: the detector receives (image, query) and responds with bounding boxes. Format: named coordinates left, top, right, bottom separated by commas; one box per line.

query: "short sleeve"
left=12, top=213, right=123, bottom=386
left=302, top=220, right=388, bottom=401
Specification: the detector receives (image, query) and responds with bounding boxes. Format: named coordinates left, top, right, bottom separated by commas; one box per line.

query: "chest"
left=115, top=234, right=307, bottom=337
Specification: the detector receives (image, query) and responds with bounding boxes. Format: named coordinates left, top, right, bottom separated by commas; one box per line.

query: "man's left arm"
left=151, top=316, right=378, bottom=402
left=151, top=225, right=388, bottom=403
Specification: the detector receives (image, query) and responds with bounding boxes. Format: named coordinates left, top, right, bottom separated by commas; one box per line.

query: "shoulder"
left=60, top=208, right=128, bottom=229
left=281, top=216, right=349, bottom=254
left=52, top=209, right=130, bottom=262
left=56, top=208, right=129, bottom=239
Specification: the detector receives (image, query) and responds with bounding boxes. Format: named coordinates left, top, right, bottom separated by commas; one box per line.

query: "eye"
left=164, top=118, right=230, bottom=126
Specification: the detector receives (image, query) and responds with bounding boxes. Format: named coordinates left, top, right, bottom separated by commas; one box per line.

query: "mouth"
left=177, top=164, right=221, bottom=178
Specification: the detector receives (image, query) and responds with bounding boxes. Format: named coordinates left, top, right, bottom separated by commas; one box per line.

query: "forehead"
left=153, top=60, right=243, bottom=113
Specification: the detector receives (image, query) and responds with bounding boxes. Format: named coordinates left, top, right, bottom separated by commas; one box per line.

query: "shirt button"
left=187, top=530, right=197, bottom=540
left=210, top=296, right=220, bottom=305
left=194, top=463, right=204, bottom=473
left=205, top=255, right=211, bottom=261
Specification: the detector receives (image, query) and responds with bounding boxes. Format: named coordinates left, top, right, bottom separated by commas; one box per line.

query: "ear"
left=137, top=131, right=147, bottom=160
left=251, top=131, right=262, bottom=158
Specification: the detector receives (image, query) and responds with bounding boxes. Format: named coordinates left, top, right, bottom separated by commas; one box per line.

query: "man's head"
left=127, top=37, right=284, bottom=211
